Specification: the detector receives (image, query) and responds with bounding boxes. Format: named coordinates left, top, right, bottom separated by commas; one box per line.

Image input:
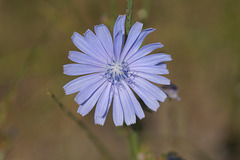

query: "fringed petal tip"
left=135, top=22, right=144, bottom=28
left=95, top=116, right=106, bottom=126
left=126, top=121, right=136, bottom=126
left=77, top=105, right=90, bottom=117
left=117, top=14, right=126, bottom=18
left=83, top=29, right=92, bottom=37
left=164, top=54, right=172, bottom=62
left=158, top=42, right=164, bottom=48
left=63, top=64, right=69, bottom=75
left=94, top=24, right=105, bottom=29
left=71, top=32, right=80, bottom=40
left=62, top=87, right=71, bottom=95
left=77, top=106, right=83, bottom=115
left=95, top=122, right=104, bottom=126
left=115, top=124, right=123, bottom=127
left=152, top=105, right=160, bottom=112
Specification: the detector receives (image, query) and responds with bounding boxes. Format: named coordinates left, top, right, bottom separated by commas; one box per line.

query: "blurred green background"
left=0, top=0, right=240, bottom=159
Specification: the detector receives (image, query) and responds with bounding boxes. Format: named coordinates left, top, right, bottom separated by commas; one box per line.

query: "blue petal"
left=123, top=28, right=155, bottom=61
left=113, top=15, right=126, bottom=48
left=94, top=84, right=113, bottom=125
left=136, top=72, right=170, bottom=85
left=130, top=65, right=169, bottom=75
left=63, top=64, right=104, bottom=76
left=63, top=73, right=102, bottom=95
left=68, top=51, right=104, bottom=66
left=77, top=81, right=108, bottom=116
left=120, top=22, right=143, bottom=61
left=122, top=82, right=145, bottom=119
left=114, top=31, right=124, bottom=62
left=113, top=15, right=126, bottom=37
left=118, top=87, right=136, bottom=125
left=157, top=63, right=167, bottom=69
left=74, top=78, right=106, bottom=105
left=129, top=83, right=159, bottom=111
left=113, top=88, right=124, bottom=126
left=84, top=29, right=110, bottom=60
left=129, top=53, right=172, bottom=67
left=134, top=77, right=167, bottom=102
left=94, top=24, right=114, bottom=59
left=127, top=43, right=163, bottom=64
left=72, top=32, right=106, bottom=63
left=95, top=82, right=112, bottom=117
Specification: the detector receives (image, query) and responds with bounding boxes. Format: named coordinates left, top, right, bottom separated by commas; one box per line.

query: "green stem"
left=126, top=0, right=134, bottom=35
left=126, top=1, right=138, bottom=159
left=46, top=91, right=115, bottom=160
left=128, top=128, right=138, bottom=160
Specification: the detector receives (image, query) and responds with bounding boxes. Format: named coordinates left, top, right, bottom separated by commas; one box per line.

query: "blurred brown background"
left=0, top=0, right=240, bottom=160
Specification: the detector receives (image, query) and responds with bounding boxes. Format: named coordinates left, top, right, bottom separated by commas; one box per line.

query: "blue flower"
left=63, top=15, right=172, bottom=126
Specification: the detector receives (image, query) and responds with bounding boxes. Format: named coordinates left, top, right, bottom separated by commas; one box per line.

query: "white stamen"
left=104, top=61, right=133, bottom=86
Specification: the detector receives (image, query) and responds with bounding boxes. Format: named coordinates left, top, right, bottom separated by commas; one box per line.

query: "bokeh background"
left=0, top=0, right=240, bottom=159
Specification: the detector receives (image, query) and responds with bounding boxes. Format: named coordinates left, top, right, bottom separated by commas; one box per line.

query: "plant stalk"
left=126, top=0, right=134, bottom=35
left=46, top=91, right=115, bottom=160
left=128, top=128, right=139, bottom=160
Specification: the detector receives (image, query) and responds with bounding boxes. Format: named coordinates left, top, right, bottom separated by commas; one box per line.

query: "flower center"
left=105, top=61, right=133, bottom=86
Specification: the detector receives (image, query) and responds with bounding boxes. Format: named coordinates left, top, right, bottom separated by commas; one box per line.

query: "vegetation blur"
left=0, top=0, right=240, bottom=160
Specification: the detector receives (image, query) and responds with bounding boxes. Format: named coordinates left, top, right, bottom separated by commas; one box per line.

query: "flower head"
left=63, top=15, right=172, bottom=126
left=161, top=84, right=181, bottom=101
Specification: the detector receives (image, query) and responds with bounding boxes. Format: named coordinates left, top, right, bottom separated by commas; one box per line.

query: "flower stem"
left=46, top=91, right=115, bottom=160
left=126, top=1, right=139, bottom=159
left=128, top=127, right=139, bottom=160
left=126, top=0, right=134, bottom=35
